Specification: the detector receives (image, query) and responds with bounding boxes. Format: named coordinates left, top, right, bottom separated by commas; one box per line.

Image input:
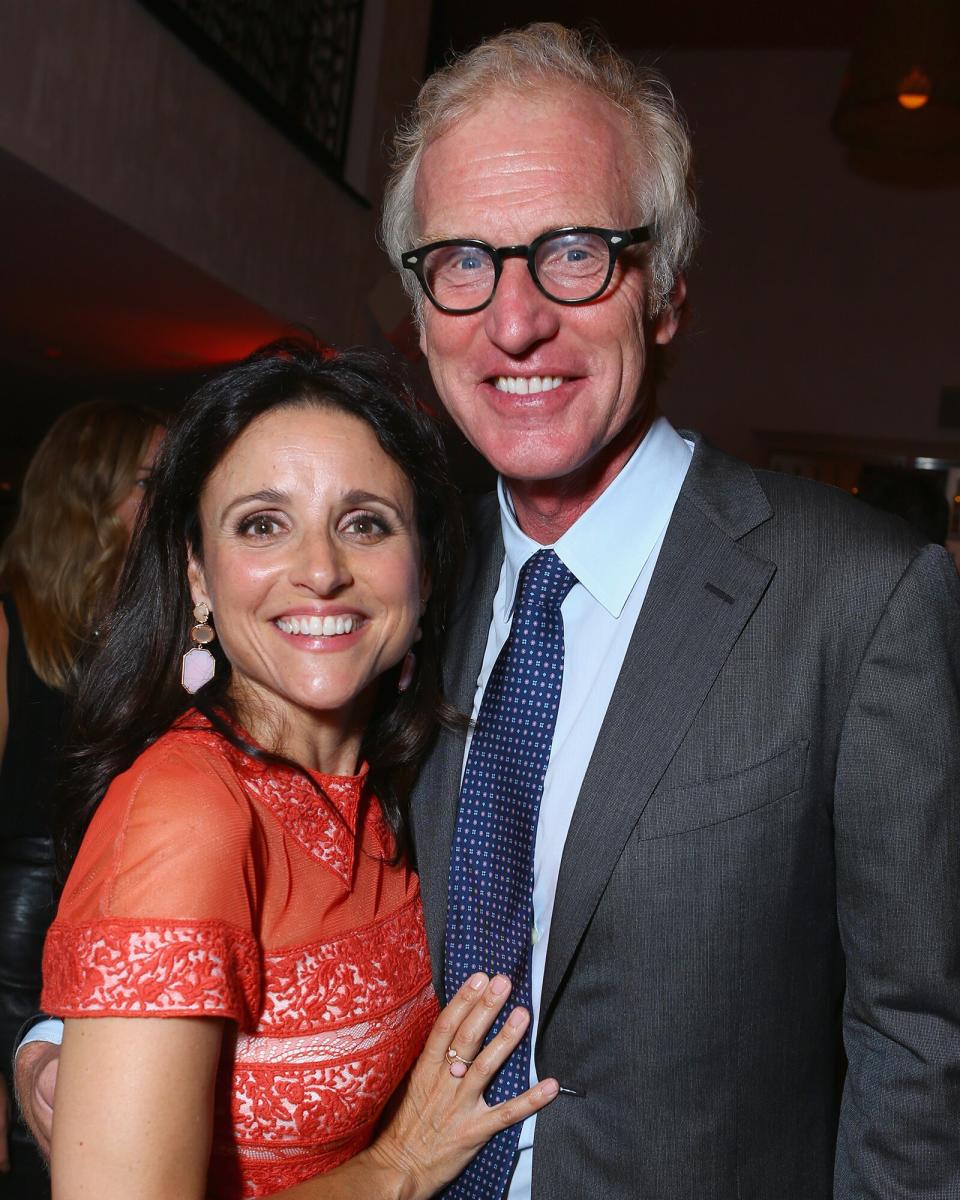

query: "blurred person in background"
left=0, top=399, right=163, bottom=1196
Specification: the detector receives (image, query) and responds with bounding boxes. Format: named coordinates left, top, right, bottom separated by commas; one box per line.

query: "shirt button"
left=531, top=924, right=541, bottom=945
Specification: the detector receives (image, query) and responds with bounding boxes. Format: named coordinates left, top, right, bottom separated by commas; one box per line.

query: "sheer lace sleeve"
left=42, top=741, right=262, bottom=1027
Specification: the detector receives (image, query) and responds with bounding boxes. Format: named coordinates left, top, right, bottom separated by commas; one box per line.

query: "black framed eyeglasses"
left=401, top=225, right=653, bottom=314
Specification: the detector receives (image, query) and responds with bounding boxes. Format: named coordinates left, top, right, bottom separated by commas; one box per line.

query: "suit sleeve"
left=834, top=543, right=960, bottom=1197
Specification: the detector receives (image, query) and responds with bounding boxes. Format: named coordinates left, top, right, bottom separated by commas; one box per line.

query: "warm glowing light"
left=897, top=68, right=932, bottom=110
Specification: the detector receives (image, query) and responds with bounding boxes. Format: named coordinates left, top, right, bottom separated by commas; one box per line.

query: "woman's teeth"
left=494, top=375, right=565, bottom=395
left=276, top=615, right=359, bottom=636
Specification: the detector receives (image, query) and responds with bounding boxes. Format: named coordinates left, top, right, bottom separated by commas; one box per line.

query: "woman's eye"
left=239, top=514, right=281, bottom=538
left=342, top=512, right=389, bottom=538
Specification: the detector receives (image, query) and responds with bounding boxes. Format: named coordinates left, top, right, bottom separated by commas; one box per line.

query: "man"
left=382, top=22, right=960, bottom=1199
left=18, top=22, right=960, bottom=1199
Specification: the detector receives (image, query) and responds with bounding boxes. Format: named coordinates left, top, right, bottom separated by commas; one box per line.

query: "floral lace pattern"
left=234, top=763, right=361, bottom=888
left=43, top=719, right=437, bottom=1199
left=43, top=919, right=261, bottom=1022
left=258, top=896, right=431, bottom=1032
left=45, top=904, right=437, bottom=1198
left=174, top=720, right=394, bottom=887
left=230, top=982, right=437, bottom=1148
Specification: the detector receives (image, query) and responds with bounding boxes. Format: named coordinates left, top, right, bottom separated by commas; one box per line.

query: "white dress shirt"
left=462, top=417, right=692, bottom=1200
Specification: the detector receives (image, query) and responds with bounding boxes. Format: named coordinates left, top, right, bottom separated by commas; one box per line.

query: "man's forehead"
left=413, top=87, right=639, bottom=242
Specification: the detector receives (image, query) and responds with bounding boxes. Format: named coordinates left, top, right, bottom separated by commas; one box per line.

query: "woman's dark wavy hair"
left=58, top=341, right=464, bottom=869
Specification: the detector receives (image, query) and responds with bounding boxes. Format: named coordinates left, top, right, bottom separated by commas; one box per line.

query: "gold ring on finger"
left=446, top=1045, right=474, bottom=1067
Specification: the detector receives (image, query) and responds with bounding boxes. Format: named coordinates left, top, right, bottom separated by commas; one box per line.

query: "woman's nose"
left=290, top=530, right=353, bottom=595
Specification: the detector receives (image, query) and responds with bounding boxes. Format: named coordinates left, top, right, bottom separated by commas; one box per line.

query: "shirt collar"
left=497, top=416, right=693, bottom=619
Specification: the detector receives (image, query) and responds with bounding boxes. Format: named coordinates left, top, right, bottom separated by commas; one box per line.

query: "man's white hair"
left=381, top=23, right=700, bottom=317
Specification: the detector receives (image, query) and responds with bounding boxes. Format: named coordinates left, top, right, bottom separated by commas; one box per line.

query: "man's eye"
left=551, top=242, right=601, bottom=265
left=429, top=247, right=489, bottom=276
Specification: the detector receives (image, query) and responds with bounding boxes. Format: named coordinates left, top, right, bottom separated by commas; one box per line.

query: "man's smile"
left=493, top=375, right=568, bottom=394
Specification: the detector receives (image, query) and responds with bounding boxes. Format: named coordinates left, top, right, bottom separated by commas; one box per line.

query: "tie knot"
left=515, top=548, right=577, bottom=615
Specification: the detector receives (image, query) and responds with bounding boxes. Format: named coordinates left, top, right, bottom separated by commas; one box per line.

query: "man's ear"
left=186, top=549, right=210, bottom=610
left=653, top=273, right=688, bottom=347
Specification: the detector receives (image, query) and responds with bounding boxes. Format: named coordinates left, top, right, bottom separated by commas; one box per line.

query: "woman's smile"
left=274, top=612, right=366, bottom=638
left=187, top=403, right=426, bottom=767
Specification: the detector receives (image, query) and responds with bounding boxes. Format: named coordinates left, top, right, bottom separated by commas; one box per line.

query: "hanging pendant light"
left=833, top=0, right=960, bottom=154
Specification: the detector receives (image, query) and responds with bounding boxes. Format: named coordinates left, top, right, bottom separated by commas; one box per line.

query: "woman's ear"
left=186, top=549, right=210, bottom=610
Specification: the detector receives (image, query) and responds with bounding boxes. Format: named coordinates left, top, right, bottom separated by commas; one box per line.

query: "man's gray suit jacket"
left=409, top=434, right=960, bottom=1199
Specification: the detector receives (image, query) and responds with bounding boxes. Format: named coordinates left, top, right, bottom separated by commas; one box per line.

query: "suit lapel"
left=415, top=440, right=777, bottom=1014
left=412, top=494, right=503, bottom=995
left=539, top=440, right=776, bottom=1025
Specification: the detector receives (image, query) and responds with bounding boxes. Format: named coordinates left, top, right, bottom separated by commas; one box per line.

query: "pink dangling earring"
left=181, top=602, right=216, bottom=694
left=398, top=650, right=416, bottom=694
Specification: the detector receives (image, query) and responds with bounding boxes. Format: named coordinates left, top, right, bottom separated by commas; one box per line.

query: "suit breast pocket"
left=636, top=739, right=810, bottom=840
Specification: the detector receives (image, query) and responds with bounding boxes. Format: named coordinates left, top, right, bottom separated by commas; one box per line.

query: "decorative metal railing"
left=138, top=0, right=365, bottom=178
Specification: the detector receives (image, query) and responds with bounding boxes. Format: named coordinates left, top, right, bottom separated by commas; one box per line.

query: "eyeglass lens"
left=422, top=231, right=613, bottom=310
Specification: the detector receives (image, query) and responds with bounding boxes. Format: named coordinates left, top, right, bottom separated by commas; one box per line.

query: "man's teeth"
left=494, top=375, right=565, bottom=395
left=276, top=615, right=359, bottom=636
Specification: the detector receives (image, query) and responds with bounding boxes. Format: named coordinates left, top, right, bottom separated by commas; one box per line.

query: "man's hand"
left=14, top=1041, right=59, bottom=1160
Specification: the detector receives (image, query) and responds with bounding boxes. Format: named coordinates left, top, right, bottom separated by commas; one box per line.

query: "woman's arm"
left=52, top=975, right=555, bottom=1200
left=52, top=1016, right=223, bottom=1200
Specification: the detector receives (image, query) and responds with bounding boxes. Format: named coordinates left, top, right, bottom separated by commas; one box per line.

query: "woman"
left=0, top=399, right=163, bottom=1196
left=41, top=344, right=556, bottom=1199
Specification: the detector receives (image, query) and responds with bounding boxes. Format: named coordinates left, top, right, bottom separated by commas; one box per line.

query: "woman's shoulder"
left=103, top=716, right=256, bottom=827
left=62, top=718, right=265, bottom=916
left=65, top=720, right=260, bottom=892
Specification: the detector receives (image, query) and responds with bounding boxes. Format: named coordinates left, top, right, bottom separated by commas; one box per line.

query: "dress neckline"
left=169, top=710, right=390, bottom=884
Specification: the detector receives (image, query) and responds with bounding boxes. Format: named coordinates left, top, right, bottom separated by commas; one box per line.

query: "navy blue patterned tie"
left=443, top=548, right=577, bottom=1199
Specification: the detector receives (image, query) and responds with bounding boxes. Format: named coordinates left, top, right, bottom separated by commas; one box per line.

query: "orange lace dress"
left=42, top=715, right=438, bottom=1198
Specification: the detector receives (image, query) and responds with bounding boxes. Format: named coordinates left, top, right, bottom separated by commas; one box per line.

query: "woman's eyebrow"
left=342, top=490, right=406, bottom=518
left=220, top=488, right=408, bottom=520
left=221, top=488, right=287, bottom=519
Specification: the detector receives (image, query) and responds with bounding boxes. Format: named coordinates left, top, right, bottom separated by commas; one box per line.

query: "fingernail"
left=490, top=974, right=509, bottom=996
left=468, top=973, right=487, bottom=991
left=540, top=1080, right=560, bottom=1098
left=507, top=1007, right=528, bottom=1029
